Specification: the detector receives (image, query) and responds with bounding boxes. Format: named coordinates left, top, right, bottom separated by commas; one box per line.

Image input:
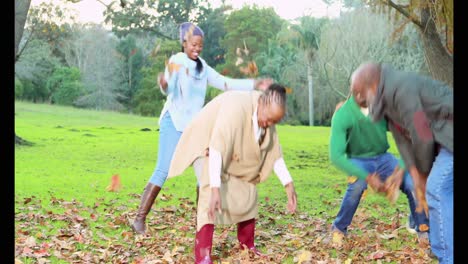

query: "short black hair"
left=259, top=83, right=287, bottom=110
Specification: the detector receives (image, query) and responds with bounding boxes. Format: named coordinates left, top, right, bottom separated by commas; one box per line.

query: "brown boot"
left=131, top=183, right=161, bottom=234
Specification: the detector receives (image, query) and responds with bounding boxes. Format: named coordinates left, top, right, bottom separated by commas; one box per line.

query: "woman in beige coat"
left=168, top=84, right=297, bottom=263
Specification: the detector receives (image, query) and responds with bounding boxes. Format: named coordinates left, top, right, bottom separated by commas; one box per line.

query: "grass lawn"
left=15, top=101, right=436, bottom=263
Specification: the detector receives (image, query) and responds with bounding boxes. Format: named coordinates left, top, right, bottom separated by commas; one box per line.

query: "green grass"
left=15, top=101, right=436, bottom=263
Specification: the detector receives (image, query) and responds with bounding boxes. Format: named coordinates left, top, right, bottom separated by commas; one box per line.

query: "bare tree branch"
left=385, top=0, right=423, bottom=28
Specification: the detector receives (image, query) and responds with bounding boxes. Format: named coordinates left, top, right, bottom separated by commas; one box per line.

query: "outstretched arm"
left=206, top=64, right=272, bottom=91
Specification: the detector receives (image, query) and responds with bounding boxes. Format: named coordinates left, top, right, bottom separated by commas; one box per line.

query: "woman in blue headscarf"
left=131, top=22, right=273, bottom=234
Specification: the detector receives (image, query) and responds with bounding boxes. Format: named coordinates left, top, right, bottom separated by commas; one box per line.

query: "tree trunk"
left=15, top=0, right=31, bottom=61
left=15, top=0, right=32, bottom=145
left=418, top=7, right=453, bottom=87
left=15, top=133, right=33, bottom=146
left=307, top=63, right=314, bottom=126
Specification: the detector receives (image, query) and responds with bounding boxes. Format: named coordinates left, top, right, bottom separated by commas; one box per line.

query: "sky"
left=31, top=0, right=345, bottom=24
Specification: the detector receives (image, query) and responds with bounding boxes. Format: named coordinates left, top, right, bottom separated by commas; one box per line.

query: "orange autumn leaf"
left=384, top=169, right=404, bottom=204
left=239, top=61, right=258, bottom=77
left=419, top=223, right=429, bottom=232
left=167, top=63, right=181, bottom=75
left=415, top=188, right=429, bottom=216
left=248, top=61, right=257, bottom=74
left=106, top=174, right=122, bottom=192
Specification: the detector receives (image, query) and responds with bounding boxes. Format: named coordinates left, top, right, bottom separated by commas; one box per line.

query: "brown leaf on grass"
left=367, top=250, right=386, bottom=260
left=24, top=236, right=37, bottom=247
left=14, top=194, right=436, bottom=263
left=22, top=247, right=33, bottom=255
left=90, top=213, right=97, bottom=221
left=74, top=234, right=84, bottom=243
left=23, top=197, right=32, bottom=204
left=378, top=229, right=398, bottom=240
left=121, top=231, right=133, bottom=239
left=33, top=248, right=50, bottom=258
left=159, top=194, right=172, bottom=201
left=295, top=250, right=313, bottom=263
left=106, top=174, right=122, bottom=192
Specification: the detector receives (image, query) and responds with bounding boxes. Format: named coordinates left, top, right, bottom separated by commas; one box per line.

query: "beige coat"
left=167, top=90, right=282, bottom=231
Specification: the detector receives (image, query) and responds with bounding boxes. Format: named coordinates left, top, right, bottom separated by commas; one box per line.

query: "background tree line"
left=15, top=0, right=452, bottom=131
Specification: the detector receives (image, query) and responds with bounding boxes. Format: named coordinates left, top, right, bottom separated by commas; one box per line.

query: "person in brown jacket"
left=167, top=84, right=297, bottom=264
left=350, top=62, right=453, bottom=264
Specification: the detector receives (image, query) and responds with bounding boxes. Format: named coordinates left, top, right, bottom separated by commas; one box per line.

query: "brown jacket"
left=168, top=90, right=282, bottom=230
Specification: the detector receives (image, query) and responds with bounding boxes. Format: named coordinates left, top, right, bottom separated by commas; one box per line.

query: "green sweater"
left=329, top=96, right=404, bottom=180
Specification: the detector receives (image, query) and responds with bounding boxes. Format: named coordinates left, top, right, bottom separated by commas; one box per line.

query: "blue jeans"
left=426, top=147, right=453, bottom=264
left=332, top=152, right=429, bottom=234
left=148, top=112, right=182, bottom=187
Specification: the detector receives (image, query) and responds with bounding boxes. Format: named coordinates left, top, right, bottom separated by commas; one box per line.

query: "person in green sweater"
left=329, top=95, right=429, bottom=245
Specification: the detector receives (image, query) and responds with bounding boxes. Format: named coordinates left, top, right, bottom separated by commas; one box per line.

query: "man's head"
left=350, top=62, right=381, bottom=108
left=257, top=84, right=287, bottom=129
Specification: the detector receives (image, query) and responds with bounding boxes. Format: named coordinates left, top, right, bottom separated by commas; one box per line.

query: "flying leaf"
left=235, top=57, right=244, bottom=66
left=151, top=42, right=161, bottom=57
left=239, top=61, right=258, bottom=77
left=236, top=47, right=242, bottom=56
left=168, top=63, right=181, bottom=75
left=243, top=40, right=249, bottom=56
left=106, top=174, right=122, bottom=192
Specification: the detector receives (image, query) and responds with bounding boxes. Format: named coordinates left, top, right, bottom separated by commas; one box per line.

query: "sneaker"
left=405, top=214, right=417, bottom=234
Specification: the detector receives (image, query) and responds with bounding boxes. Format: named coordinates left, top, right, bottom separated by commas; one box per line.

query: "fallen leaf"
left=296, top=250, right=312, bottom=263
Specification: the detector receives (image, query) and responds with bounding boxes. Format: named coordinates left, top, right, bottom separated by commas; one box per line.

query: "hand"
left=254, top=78, right=274, bottom=91
left=285, top=182, right=297, bottom=213
left=208, top=187, right=222, bottom=222
left=409, top=166, right=429, bottom=216
left=383, top=166, right=404, bottom=203
left=158, top=72, right=167, bottom=92
left=383, top=166, right=404, bottom=192
left=366, top=173, right=384, bottom=192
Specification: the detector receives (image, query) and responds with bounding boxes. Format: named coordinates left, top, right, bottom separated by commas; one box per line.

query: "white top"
left=208, top=107, right=293, bottom=187
left=159, top=52, right=255, bottom=132
left=360, top=107, right=369, bottom=116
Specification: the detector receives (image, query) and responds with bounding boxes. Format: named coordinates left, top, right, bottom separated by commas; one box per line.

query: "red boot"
left=237, top=218, right=266, bottom=257
left=195, top=224, right=214, bottom=264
